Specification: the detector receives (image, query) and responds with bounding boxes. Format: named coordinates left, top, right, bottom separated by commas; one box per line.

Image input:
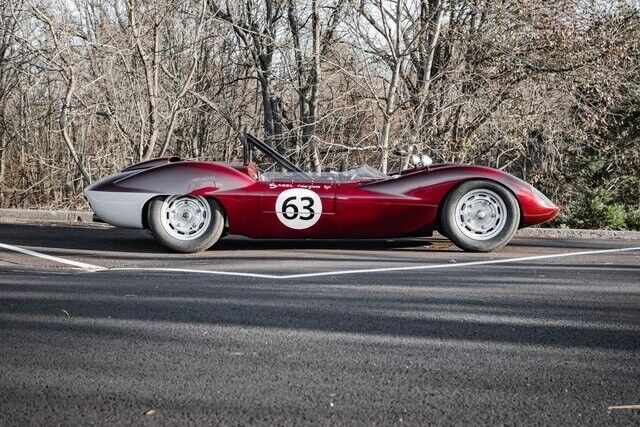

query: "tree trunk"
left=302, top=0, right=321, bottom=172
left=0, top=136, right=7, bottom=206
left=60, top=70, right=92, bottom=183
left=380, top=56, right=402, bottom=174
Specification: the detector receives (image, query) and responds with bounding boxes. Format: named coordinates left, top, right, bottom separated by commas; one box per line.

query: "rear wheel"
left=440, top=180, right=519, bottom=252
left=148, top=195, right=224, bottom=253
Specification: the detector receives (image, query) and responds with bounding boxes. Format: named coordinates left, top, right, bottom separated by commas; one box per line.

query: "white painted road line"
left=608, top=404, right=640, bottom=411
left=1, top=241, right=639, bottom=279
left=0, top=243, right=106, bottom=272
left=275, top=246, right=640, bottom=279
left=106, top=246, right=640, bottom=279
left=108, top=267, right=283, bottom=279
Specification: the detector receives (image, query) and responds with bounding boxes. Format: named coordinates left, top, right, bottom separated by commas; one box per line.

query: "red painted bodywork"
left=88, top=158, right=559, bottom=238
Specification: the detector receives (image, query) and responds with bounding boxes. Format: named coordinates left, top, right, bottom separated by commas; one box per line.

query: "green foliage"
left=565, top=188, right=627, bottom=229
left=553, top=172, right=640, bottom=231
left=627, top=209, right=640, bottom=230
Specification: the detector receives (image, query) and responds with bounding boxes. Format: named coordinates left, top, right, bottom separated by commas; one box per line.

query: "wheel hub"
left=455, top=189, right=507, bottom=240
left=160, top=196, right=211, bottom=240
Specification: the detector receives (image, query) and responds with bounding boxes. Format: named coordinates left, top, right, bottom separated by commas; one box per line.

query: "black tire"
left=148, top=196, right=224, bottom=253
left=440, top=180, right=519, bottom=252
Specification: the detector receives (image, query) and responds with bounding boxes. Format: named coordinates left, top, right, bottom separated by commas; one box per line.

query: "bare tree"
left=0, top=1, right=23, bottom=204
left=23, top=0, right=92, bottom=182
left=350, top=0, right=419, bottom=173
left=210, top=0, right=286, bottom=145
left=0, top=0, right=638, bottom=229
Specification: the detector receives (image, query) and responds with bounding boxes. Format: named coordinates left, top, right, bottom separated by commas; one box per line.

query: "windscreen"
left=260, top=165, right=387, bottom=182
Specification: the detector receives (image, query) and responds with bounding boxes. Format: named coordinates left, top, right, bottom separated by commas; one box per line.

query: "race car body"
left=85, top=134, right=559, bottom=252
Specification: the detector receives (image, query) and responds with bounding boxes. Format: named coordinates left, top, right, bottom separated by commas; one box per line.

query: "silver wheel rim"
left=455, top=189, right=507, bottom=241
left=160, top=196, right=211, bottom=241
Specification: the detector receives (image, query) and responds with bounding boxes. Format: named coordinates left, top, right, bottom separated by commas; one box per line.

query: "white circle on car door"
left=275, top=188, right=322, bottom=229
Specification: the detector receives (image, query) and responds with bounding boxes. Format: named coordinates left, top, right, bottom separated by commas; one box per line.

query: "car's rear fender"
left=88, top=162, right=254, bottom=195
left=85, top=161, right=255, bottom=229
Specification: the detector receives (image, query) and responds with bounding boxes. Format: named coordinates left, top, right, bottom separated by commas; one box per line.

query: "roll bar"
left=241, top=133, right=307, bottom=175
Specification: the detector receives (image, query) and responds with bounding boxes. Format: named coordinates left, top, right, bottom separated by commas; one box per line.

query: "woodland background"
left=0, top=0, right=638, bottom=229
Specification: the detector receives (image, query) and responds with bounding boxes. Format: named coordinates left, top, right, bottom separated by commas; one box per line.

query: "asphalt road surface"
left=1, top=222, right=639, bottom=426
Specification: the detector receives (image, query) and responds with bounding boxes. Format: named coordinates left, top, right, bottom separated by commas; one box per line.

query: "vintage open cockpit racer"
left=84, top=133, right=559, bottom=252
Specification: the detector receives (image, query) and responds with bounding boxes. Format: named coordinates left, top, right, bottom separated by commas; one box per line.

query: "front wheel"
left=440, top=180, right=519, bottom=252
left=148, top=195, right=224, bottom=253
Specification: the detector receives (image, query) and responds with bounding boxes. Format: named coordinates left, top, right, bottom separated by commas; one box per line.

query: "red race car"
left=84, top=133, right=559, bottom=252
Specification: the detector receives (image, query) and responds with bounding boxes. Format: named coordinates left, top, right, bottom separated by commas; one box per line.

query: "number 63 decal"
left=275, top=188, right=322, bottom=229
